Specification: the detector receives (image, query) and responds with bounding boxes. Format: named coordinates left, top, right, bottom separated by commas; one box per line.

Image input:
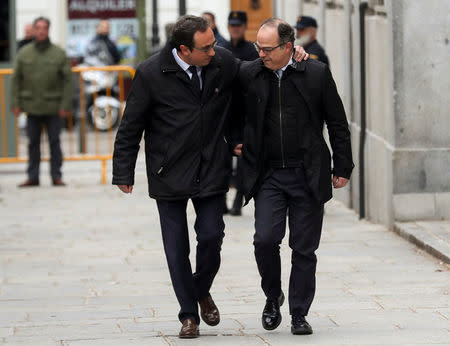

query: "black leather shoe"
left=262, top=291, right=285, bottom=330
left=291, top=315, right=313, bottom=335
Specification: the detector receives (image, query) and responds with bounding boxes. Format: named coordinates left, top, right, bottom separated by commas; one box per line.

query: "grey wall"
left=392, top=0, right=450, bottom=193
left=295, top=0, right=450, bottom=225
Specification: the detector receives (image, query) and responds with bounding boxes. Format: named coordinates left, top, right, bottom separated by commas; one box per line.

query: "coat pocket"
left=43, top=91, right=62, bottom=100
left=19, top=90, right=33, bottom=99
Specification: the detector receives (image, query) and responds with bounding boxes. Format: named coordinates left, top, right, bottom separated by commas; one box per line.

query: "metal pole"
left=359, top=2, right=368, bottom=219
left=179, top=0, right=186, bottom=16
left=318, top=0, right=326, bottom=46
left=151, top=0, right=160, bottom=48
left=137, top=0, right=148, bottom=63
left=344, top=0, right=353, bottom=209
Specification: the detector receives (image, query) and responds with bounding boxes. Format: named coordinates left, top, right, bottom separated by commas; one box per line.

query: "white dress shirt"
left=172, top=48, right=203, bottom=89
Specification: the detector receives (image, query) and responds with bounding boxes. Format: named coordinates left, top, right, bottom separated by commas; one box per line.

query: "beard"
left=295, top=32, right=312, bottom=47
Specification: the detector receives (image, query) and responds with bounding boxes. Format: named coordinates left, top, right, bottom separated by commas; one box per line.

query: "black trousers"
left=27, top=115, right=63, bottom=181
left=254, top=167, right=324, bottom=317
left=156, top=194, right=225, bottom=324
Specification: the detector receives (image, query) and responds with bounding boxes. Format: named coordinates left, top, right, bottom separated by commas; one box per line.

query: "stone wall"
left=280, top=0, right=450, bottom=226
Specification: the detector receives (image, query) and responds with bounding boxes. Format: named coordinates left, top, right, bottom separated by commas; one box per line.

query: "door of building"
left=230, top=0, right=273, bottom=42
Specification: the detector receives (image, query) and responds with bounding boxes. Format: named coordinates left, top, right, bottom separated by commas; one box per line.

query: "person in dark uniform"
left=202, top=12, right=227, bottom=47
left=220, top=11, right=259, bottom=61
left=221, top=10, right=259, bottom=216
left=17, top=23, right=34, bottom=50
left=294, top=16, right=329, bottom=66
left=232, top=18, right=353, bottom=335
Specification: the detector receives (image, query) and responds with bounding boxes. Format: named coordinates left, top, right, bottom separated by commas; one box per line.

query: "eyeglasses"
left=193, top=40, right=217, bottom=53
left=253, top=42, right=287, bottom=54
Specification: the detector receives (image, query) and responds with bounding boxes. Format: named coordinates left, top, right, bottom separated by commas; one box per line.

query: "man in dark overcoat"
left=232, top=18, right=354, bottom=335
left=112, top=15, right=239, bottom=338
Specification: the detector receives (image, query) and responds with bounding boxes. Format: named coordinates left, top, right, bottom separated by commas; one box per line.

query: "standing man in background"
left=11, top=17, right=72, bottom=187
left=17, top=23, right=34, bottom=50
left=221, top=10, right=259, bottom=216
left=220, top=10, right=259, bottom=62
left=294, top=16, right=329, bottom=66
left=85, top=19, right=121, bottom=66
left=202, top=12, right=227, bottom=46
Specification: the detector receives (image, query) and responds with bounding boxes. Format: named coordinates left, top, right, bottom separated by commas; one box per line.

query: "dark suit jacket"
left=232, top=58, right=354, bottom=204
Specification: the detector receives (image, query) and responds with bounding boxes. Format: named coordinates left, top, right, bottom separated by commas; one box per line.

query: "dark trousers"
left=27, top=115, right=63, bottom=181
left=254, top=167, right=324, bottom=317
left=156, top=194, right=225, bottom=324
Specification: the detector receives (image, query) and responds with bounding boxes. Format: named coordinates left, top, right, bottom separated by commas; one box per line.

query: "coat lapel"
left=289, top=61, right=312, bottom=111
left=160, top=44, right=199, bottom=97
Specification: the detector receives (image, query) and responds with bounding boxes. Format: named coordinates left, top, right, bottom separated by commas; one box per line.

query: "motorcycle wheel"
left=88, top=104, right=120, bottom=131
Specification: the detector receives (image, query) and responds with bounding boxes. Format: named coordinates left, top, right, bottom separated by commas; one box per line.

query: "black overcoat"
left=113, top=44, right=239, bottom=200
left=233, top=58, right=354, bottom=204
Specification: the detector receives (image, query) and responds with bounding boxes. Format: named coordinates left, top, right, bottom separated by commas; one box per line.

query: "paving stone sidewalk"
left=0, top=160, right=449, bottom=345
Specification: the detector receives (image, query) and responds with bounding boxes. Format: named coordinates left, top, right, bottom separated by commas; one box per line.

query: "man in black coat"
left=112, top=15, right=240, bottom=338
left=232, top=18, right=354, bottom=335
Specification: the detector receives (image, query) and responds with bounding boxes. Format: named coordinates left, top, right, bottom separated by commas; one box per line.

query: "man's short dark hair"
left=171, top=15, right=210, bottom=51
left=260, top=18, right=295, bottom=46
left=33, top=16, right=51, bottom=28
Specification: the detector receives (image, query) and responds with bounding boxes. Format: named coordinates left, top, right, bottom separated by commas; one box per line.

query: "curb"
left=393, top=222, right=450, bottom=264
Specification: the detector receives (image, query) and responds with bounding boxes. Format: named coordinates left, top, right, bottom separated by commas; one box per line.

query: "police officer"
left=220, top=11, right=259, bottom=61
left=294, top=16, right=329, bottom=66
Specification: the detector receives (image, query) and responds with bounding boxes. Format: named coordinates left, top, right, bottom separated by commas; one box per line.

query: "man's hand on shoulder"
left=117, top=185, right=133, bottom=194
left=293, top=46, right=309, bottom=62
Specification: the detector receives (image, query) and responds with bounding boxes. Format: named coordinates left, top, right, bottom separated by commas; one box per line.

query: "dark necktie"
left=188, top=66, right=201, bottom=94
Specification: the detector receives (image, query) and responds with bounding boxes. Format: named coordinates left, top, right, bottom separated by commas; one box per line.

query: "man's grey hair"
left=33, top=16, right=51, bottom=28
left=260, top=17, right=295, bottom=46
left=171, top=15, right=210, bottom=51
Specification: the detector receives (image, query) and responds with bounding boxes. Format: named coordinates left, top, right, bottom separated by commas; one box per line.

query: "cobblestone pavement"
left=0, top=160, right=449, bottom=345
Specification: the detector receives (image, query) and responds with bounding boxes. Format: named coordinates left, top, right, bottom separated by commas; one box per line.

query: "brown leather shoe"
left=199, top=294, right=220, bottom=326
left=179, top=318, right=199, bottom=338
left=18, top=180, right=39, bottom=188
left=52, top=179, right=66, bottom=186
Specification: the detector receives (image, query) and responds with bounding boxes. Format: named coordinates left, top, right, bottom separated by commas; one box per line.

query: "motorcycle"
left=80, top=67, right=121, bottom=131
